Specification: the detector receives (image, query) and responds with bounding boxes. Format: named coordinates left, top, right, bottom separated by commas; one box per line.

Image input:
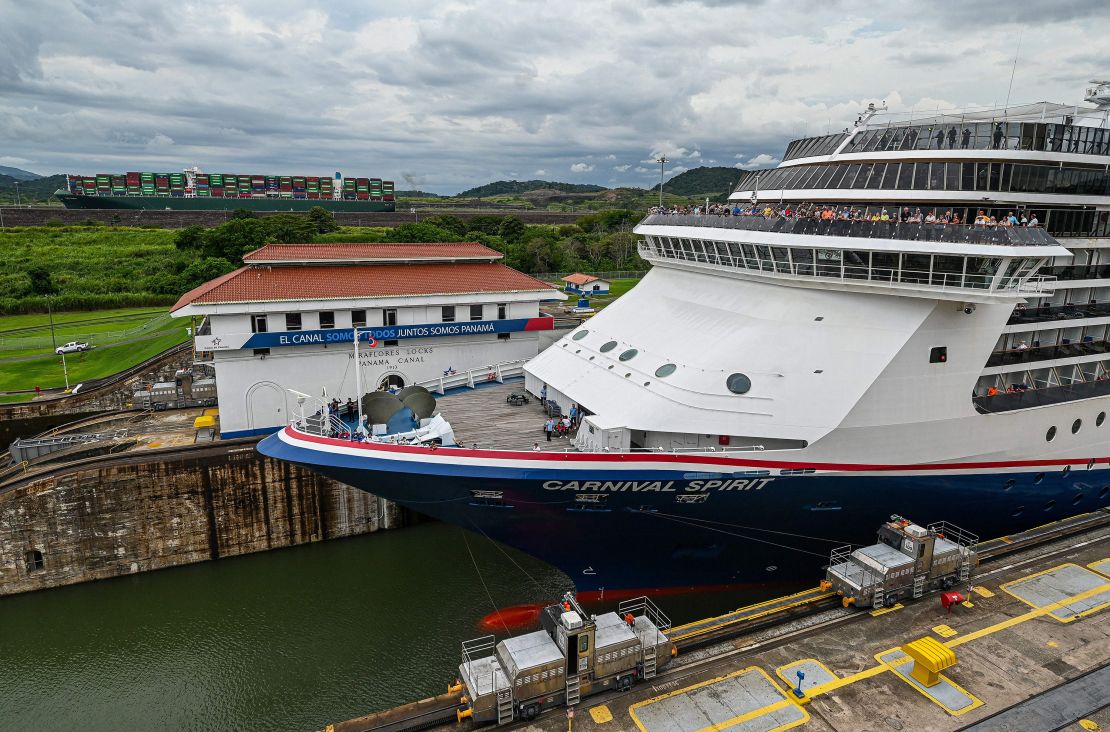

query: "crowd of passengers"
left=649, top=203, right=1041, bottom=228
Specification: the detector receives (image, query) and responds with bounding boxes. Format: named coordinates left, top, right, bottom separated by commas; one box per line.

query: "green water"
left=0, top=522, right=779, bottom=731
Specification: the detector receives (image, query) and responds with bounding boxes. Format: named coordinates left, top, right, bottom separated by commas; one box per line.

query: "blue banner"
left=238, top=316, right=553, bottom=350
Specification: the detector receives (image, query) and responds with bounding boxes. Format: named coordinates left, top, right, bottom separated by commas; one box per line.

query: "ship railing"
left=291, top=395, right=351, bottom=437
left=639, top=242, right=1055, bottom=296
left=617, top=596, right=671, bottom=632
left=928, top=521, right=978, bottom=548
left=416, top=359, right=529, bottom=395
left=460, top=634, right=504, bottom=695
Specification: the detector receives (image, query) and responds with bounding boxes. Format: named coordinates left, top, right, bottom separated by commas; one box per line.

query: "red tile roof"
left=172, top=262, right=556, bottom=311
left=243, top=242, right=501, bottom=263
left=561, top=273, right=600, bottom=285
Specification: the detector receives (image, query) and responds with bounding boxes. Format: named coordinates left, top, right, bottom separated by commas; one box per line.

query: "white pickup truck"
left=55, top=341, right=90, bottom=355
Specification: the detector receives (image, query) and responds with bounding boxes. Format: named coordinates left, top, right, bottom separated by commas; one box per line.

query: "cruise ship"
left=259, top=83, right=1110, bottom=599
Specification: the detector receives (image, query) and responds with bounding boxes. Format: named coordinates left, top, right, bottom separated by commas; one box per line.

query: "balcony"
left=638, top=214, right=1060, bottom=247
left=974, top=377, right=1110, bottom=414
left=1008, top=302, right=1110, bottom=325
left=985, top=339, right=1110, bottom=368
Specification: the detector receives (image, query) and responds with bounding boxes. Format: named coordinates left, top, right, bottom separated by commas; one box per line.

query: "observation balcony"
left=985, top=339, right=1110, bottom=369
left=973, top=377, right=1110, bottom=414
left=1009, top=302, right=1110, bottom=326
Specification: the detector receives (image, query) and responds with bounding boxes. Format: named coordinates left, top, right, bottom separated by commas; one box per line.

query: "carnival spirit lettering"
left=541, top=478, right=774, bottom=492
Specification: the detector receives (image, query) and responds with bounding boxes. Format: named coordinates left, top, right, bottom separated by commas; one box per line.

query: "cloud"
left=570, top=162, right=594, bottom=172
left=736, top=153, right=779, bottom=169
left=0, top=1, right=1099, bottom=192
left=534, top=169, right=547, bottom=175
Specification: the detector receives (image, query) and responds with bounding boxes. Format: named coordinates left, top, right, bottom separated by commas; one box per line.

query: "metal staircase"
left=958, top=549, right=972, bottom=582
left=565, top=673, right=581, bottom=706
left=642, top=646, right=658, bottom=679
left=495, top=687, right=513, bottom=725
left=912, top=573, right=926, bottom=599
left=872, top=586, right=885, bottom=609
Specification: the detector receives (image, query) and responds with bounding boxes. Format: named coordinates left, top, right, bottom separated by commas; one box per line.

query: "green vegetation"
left=457, top=180, right=607, bottom=198
left=0, top=174, right=68, bottom=204
left=650, top=166, right=748, bottom=198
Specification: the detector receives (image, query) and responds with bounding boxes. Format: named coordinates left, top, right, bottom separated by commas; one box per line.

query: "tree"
left=200, top=218, right=271, bottom=261
left=466, top=215, right=507, bottom=235
left=307, top=206, right=340, bottom=234
left=422, top=215, right=468, bottom=237
left=229, top=208, right=256, bottom=220
left=263, top=214, right=318, bottom=244
left=382, top=222, right=457, bottom=243
left=497, top=216, right=526, bottom=244
left=27, top=266, right=57, bottom=296
left=174, top=225, right=206, bottom=251
left=181, top=257, right=236, bottom=290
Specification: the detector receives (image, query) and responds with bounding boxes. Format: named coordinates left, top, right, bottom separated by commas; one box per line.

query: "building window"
left=250, top=314, right=268, bottom=333
left=383, top=309, right=397, bottom=326
left=498, top=333, right=511, bottom=341
left=384, top=340, right=398, bottom=346
left=470, top=304, right=483, bottom=321
left=25, top=549, right=44, bottom=573
left=253, top=348, right=270, bottom=357
left=442, top=306, right=456, bottom=322
left=497, top=303, right=507, bottom=320
left=285, top=313, right=302, bottom=331
left=319, top=311, right=335, bottom=329
left=351, top=310, right=367, bottom=328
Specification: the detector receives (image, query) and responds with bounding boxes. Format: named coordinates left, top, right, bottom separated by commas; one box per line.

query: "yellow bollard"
left=902, top=636, right=956, bottom=688
left=456, top=706, right=473, bottom=723
left=448, top=679, right=463, bottom=694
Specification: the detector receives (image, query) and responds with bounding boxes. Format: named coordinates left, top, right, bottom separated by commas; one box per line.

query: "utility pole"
left=656, top=156, right=668, bottom=208
left=47, top=298, right=69, bottom=390
left=14, top=181, right=21, bottom=208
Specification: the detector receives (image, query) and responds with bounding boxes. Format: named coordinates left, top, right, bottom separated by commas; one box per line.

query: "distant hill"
left=396, top=190, right=442, bottom=198
left=654, top=166, right=743, bottom=197
left=0, top=165, right=44, bottom=181
left=0, top=174, right=68, bottom=203
left=458, top=179, right=608, bottom=198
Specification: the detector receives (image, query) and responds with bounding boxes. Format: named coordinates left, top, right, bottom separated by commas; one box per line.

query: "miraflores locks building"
left=171, top=242, right=564, bottom=438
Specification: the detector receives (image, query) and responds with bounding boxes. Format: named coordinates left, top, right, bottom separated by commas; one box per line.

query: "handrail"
left=416, top=359, right=529, bottom=395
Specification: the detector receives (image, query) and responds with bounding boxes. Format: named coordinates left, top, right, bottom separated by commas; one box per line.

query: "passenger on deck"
left=533, top=442, right=541, bottom=451
left=345, top=398, right=356, bottom=420
left=561, top=416, right=572, bottom=435
left=544, top=418, right=554, bottom=441
left=569, top=403, right=579, bottom=427
left=986, top=386, right=1000, bottom=397
left=540, top=383, right=548, bottom=406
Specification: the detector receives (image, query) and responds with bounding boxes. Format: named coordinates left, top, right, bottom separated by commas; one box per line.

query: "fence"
left=0, top=313, right=177, bottom=354
left=532, top=270, right=648, bottom=282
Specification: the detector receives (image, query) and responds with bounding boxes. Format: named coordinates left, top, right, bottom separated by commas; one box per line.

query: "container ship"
left=259, top=82, right=1110, bottom=599
left=57, top=167, right=396, bottom=212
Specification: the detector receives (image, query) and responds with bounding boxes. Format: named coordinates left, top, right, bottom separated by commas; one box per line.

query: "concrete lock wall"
left=0, top=445, right=401, bottom=597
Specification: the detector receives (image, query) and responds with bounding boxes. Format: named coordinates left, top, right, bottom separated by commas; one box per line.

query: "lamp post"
left=656, top=156, right=668, bottom=208
left=353, top=326, right=364, bottom=435
left=47, top=298, right=69, bottom=390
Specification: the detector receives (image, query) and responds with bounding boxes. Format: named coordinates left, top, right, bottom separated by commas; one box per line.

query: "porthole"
left=655, top=363, right=677, bottom=378
left=1012, top=505, right=1025, bottom=517
left=624, top=373, right=631, bottom=378
left=1098, top=412, right=1106, bottom=427
left=1072, top=418, right=1082, bottom=434
left=600, top=341, right=617, bottom=353
left=619, top=349, right=638, bottom=362
left=572, top=330, right=589, bottom=341
left=1046, top=426, right=1057, bottom=442
left=1072, top=493, right=1083, bottom=506
left=589, top=356, right=595, bottom=360
left=1043, top=499, right=1056, bottom=512
left=607, top=365, right=614, bottom=370
left=1033, top=472, right=1045, bottom=485
left=726, top=373, right=752, bottom=395
left=1003, top=479, right=1015, bottom=491
left=643, top=381, right=651, bottom=387
left=575, top=349, right=581, bottom=354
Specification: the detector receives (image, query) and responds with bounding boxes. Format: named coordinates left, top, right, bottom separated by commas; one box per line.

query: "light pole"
left=14, top=181, right=21, bottom=208
left=47, top=298, right=69, bottom=390
left=353, top=326, right=364, bottom=435
left=656, top=156, right=668, bottom=208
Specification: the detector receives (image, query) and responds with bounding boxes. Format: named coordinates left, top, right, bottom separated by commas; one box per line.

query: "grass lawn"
left=548, top=278, right=643, bottom=309
left=0, top=326, right=189, bottom=392
left=0, top=308, right=184, bottom=361
left=0, top=393, right=32, bottom=404
left=0, top=306, right=169, bottom=334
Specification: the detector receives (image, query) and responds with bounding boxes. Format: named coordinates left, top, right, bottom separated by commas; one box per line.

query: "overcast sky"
left=0, top=0, right=1106, bottom=194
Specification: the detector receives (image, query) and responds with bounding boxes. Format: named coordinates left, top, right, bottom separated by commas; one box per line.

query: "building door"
left=377, top=374, right=405, bottom=392
left=246, top=381, right=287, bottom=432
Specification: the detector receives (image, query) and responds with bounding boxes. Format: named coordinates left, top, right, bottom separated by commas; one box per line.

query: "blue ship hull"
left=258, top=429, right=1110, bottom=598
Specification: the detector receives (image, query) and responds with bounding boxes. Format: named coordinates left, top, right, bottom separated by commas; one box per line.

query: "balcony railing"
left=638, top=241, right=1054, bottom=296
left=1039, top=264, right=1110, bottom=282
left=1009, top=302, right=1110, bottom=325
left=974, top=378, right=1110, bottom=414
left=638, top=214, right=1059, bottom=247
left=986, top=339, right=1110, bottom=368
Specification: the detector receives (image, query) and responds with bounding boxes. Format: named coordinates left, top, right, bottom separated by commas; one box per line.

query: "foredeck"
left=436, top=380, right=578, bottom=453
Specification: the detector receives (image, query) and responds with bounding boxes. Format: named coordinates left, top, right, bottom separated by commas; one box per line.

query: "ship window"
left=1098, top=412, right=1106, bottom=427
left=929, top=346, right=947, bottom=364
left=572, top=330, right=589, bottom=341
left=600, top=341, right=617, bottom=353
left=655, top=364, right=676, bottom=377
left=1072, top=418, right=1082, bottom=434
left=726, top=373, right=752, bottom=394
left=619, top=349, right=638, bottom=362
